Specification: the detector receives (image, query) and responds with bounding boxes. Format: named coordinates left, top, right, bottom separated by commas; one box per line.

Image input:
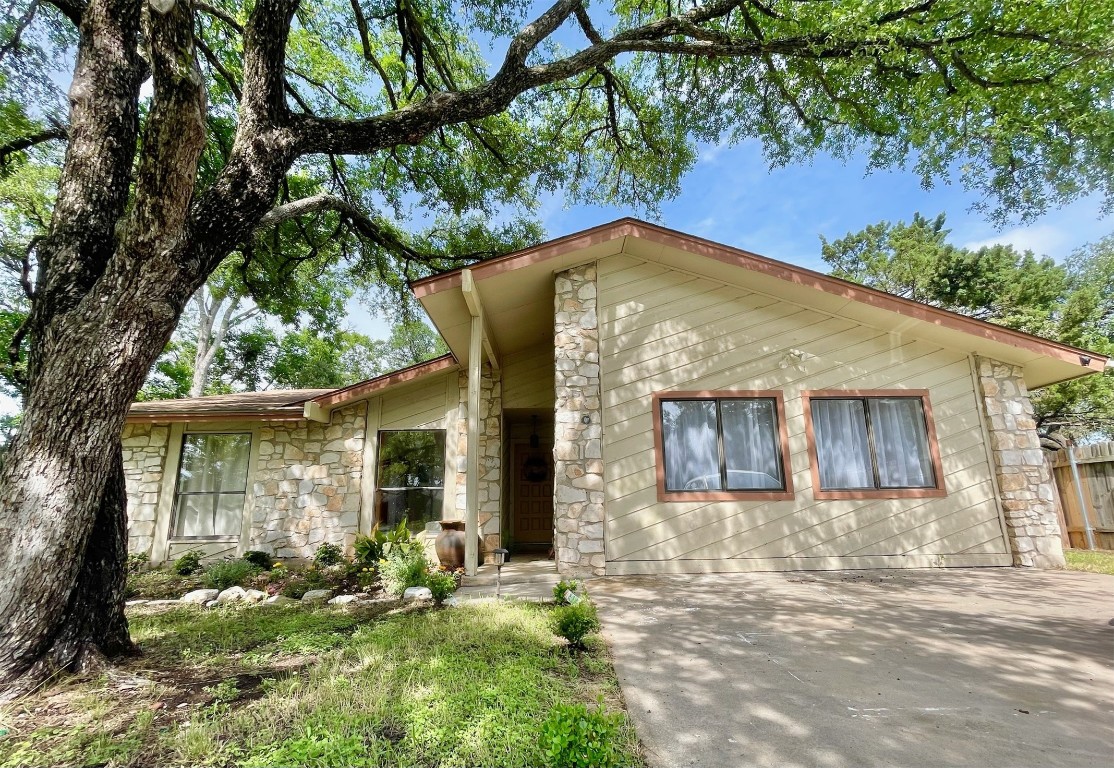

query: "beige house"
left=124, top=219, right=1108, bottom=577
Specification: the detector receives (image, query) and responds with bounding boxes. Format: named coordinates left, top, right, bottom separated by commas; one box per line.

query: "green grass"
left=1065, top=549, right=1114, bottom=575
left=0, top=602, right=643, bottom=768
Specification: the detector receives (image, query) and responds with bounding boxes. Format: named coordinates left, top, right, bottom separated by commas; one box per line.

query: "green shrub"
left=379, top=548, right=431, bottom=597
left=552, top=601, right=600, bottom=650
left=313, top=542, right=345, bottom=567
left=126, top=568, right=205, bottom=599
left=427, top=570, right=457, bottom=605
left=242, top=550, right=272, bottom=569
left=553, top=579, right=581, bottom=605
left=280, top=576, right=310, bottom=599
left=173, top=551, right=202, bottom=576
left=353, top=530, right=386, bottom=566
left=539, top=699, right=622, bottom=768
left=127, top=552, right=149, bottom=574
left=203, top=558, right=260, bottom=591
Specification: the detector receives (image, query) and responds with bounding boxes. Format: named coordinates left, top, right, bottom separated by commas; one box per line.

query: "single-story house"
left=123, top=219, right=1108, bottom=577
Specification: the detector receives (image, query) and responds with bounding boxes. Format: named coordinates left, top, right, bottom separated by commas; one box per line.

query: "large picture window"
left=376, top=430, right=446, bottom=533
left=653, top=391, right=793, bottom=501
left=803, top=390, right=946, bottom=500
left=172, top=433, right=251, bottom=538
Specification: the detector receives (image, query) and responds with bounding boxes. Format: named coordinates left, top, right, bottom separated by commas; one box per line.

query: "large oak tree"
left=0, top=0, right=1112, bottom=691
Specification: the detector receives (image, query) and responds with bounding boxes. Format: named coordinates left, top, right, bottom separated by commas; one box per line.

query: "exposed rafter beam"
left=461, top=268, right=500, bottom=371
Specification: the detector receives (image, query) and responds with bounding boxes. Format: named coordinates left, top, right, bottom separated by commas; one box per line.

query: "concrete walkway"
left=591, top=569, right=1114, bottom=768
left=455, top=557, right=559, bottom=601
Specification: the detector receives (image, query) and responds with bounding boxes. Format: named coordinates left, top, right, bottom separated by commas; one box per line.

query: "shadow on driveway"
left=591, top=568, right=1114, bottom=768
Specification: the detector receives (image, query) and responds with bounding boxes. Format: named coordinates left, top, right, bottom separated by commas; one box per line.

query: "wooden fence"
left=1047, top=442, right=1114, bottom=551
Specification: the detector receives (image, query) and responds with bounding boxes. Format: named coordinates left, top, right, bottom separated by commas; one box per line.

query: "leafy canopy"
left=822, top=215, right=1113, bottom=440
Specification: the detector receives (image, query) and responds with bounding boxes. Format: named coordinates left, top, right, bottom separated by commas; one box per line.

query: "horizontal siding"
left=502, top=345, right=553, bottom=410
left=378, top=372, right=453, bottom=430
left=598, top=255, right=1008, bottom=571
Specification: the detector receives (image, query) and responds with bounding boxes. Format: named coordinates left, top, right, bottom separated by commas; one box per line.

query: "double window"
left=375, top=430, right=446, bottom=534
left=653, top=392, right=793, bottom=501
left=172, top=432, right=251, bottom=538
left=803, top=391, right=945, bottom=499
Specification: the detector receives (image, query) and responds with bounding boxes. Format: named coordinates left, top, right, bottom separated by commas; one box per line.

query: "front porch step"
left=460, top=558, right=560, bottom=589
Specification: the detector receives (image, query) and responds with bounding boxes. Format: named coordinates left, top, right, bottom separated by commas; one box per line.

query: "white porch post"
left=465, top=311, right=482, bottom=575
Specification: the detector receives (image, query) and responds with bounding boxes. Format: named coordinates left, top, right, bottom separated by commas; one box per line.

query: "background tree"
left=822, top=215, right=1112, bottom=441
left=1, top=0, right=1113, bottom=692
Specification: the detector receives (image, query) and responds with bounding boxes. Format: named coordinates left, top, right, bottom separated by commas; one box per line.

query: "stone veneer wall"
left=122, top=422, right=170, bottom=556
left=553, top=264, right=605, bottom=577
left=250, top=402, right=366, bottom=558
left=976, top=356, right=1065, bottom=568
left=453, top=367, right=502, bottom=556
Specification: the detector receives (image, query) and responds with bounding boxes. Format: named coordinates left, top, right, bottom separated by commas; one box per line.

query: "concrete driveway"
left=591, top=569, right=1114, bottom=768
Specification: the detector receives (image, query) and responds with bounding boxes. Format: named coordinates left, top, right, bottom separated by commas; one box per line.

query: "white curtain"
left=662, top=400, right=720, bottom=490
left=811, top=399, right=873, bottom=489
left=869, top=398, right=934, bottom=487
left=721, top=399, right=783, bottom=489
left=174, top=433, right=250, bottom=536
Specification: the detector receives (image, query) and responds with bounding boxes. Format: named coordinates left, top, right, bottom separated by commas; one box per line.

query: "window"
left=803, top=390, right=946, bottom=500
left=653, top=391, right=793, bottom=501
left=376, top=430, right=446, bottom=533
left=172, top=433, right=251, bottom=538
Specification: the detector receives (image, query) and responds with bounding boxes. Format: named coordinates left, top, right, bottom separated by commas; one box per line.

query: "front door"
left=512, top=442, right=553, bottom=549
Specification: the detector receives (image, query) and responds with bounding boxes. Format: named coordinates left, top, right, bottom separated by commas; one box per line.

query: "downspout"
left=1066, top=441, right=1097, bottom=551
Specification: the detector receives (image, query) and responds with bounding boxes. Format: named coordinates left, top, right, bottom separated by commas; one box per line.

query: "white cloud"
left=961, top=225, right=1068, bottom=257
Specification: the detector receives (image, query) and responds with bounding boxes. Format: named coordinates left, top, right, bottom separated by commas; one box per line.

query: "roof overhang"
left=412, top=218, right=1107, bottom=390
left=304, top=354, right=459, bottom=419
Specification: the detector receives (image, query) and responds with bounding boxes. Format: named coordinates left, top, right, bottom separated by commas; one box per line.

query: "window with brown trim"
left=652, top=391, right=794, bottom=502
left=802, top=390, right=946, bottom=500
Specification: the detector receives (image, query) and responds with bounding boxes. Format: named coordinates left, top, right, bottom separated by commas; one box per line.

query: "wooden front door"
left=513, top=443, right=553, bottom=545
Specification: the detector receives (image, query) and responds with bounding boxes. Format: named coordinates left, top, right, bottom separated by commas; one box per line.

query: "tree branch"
left=40, top=0, right=85, bottom=26
left=0, top=128, right=68, bottom=168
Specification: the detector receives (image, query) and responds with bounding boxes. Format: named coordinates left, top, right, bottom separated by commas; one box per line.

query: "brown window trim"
left=801, top=389, right=947, bottom=501
left=652, top=390, right=795, bottom=503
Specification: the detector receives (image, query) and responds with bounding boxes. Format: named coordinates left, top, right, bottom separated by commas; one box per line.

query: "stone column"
left=975, top=356, right=1065, bottom=568
left=553, top=264, right=605, bottom=577
left=453, top=366, right=502, bottom=558
left=122, top=422, right=170, bottom=557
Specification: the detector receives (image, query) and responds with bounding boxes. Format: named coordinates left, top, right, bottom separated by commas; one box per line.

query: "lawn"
left=0, top=601, right=643, bottom=767
left=1064, top=548, right=1114, bottom=576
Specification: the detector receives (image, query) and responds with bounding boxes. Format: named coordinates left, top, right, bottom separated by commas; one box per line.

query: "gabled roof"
left=411, top=217, right=1107, bottom=389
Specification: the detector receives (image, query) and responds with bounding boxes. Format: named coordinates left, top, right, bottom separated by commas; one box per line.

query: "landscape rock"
left=216, top=586, right=247, bottom=604
left=125, top=599, right=149, bottom=606
left=243, top=589, right=268, bottom=603
left=264, top=595, right=299, bottom=606
left=403, top=586, right=433, bottom=601
left=328, top=594, right=358, bottom=606
left=181, top=589, right=219, bottom=604
left=301, top=589, right=332, bottom=604
left=205, top=600, right=219, bottom=608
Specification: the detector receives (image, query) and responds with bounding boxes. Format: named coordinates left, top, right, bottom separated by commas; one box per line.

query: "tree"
left=821, top=214, right=1112, bottom=439
left=1, top=0, right=1113, bottom=692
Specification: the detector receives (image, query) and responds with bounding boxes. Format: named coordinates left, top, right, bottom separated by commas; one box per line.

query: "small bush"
left=553, top=601, right=600, bottom=650
left=280, top=576, right=311, bottom=599
left=173, top=551, right=202, bottom=576
left=353, top=531, right=385, bottom=566
left=427, top=570, right=456, bottom=605
left=553, top=579, right=581, bottom=605
left=126, top=568, right=204, bottom=599
left=126, top=552, right=149, bottom=574
left=379, top=548, right=431, bottom=597
left=539, top=699, right=622, bottom=768
left=203, top=558, right=260, bottom=591
left=313, top=542, right=345, bottom=567
left=242, top=550, right=272, bottom=569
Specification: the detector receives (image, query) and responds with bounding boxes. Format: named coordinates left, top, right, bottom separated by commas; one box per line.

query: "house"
left=123, top=219, right=1108, bottom=577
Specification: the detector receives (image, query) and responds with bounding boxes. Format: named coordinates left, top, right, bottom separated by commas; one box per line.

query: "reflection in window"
left=811, top=396, right=935, bottom=490
left=660, top=397, right=786, bottom=494
left=376, top=430, right=446, bottom=533
left=173, top=433, right=251, bottom=538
